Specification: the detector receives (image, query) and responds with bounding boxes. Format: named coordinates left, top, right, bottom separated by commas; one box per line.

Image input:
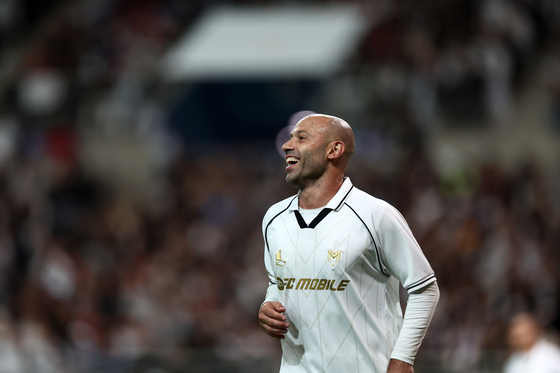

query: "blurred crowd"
left=0, top=143, right=292, bottom=372
left=357, top=0, right=560, bottom=126
left=0, top=131, right=559, bottom=373
left=390, top=156, right=560, bottom=371
left=3, top=0, right=560, bottom=125
left=0, top=0, right=558, bottom=373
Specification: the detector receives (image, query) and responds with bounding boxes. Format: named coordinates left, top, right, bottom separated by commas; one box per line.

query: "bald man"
left=258, top=114, right=439, bottom=373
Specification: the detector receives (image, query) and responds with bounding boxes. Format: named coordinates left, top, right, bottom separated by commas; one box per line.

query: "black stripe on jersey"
left=344, top=202, right=390, bottom=277
left=294, top=209, right=307, bottom=228
left=294, top=208, right=333, bottom=229
left=335, top=185, right=354, bottom=211
left=264, top=195, right=297, bottom=252
left=407, top=274, right=436, bottom=293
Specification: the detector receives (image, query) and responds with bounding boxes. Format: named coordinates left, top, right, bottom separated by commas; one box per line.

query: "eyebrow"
left=290, top=130, right=310, bottom=138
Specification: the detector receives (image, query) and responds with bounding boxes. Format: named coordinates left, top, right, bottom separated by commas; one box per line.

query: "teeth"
left=286, top=157, right=299, bottom=165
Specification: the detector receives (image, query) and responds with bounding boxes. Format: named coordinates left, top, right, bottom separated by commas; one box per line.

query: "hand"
left=387, top=359, right=413, bottom=373
left=258, top=301, right=290, bottom=339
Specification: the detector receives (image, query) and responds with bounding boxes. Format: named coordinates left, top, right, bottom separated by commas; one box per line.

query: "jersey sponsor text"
left=276, top=277, right=350, bottom=291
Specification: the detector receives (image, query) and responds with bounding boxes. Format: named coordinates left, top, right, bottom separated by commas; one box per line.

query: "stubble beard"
left=285, top=157, right=327, bottom=190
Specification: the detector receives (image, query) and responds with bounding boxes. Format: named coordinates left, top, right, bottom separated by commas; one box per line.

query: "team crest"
left=276, top=250, right=286, bottom=266
left=327, top=244, right=342, bottom=270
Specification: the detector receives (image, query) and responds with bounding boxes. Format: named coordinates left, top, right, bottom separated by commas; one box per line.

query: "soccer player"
left=258, top=114, right=439, bottom=373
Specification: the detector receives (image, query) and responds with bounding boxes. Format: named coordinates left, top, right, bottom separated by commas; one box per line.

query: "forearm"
left=390, top=281, right=439, bottom=365
left=262, top=245, right=280, bottom=307
left=262, top=281, right=281, bottom=306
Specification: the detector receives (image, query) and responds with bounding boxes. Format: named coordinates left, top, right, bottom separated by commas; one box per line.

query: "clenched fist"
left=258, top=301, right=290, bottom=339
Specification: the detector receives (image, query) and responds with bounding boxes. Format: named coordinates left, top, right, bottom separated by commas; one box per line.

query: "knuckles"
left=258, top=304, right=288, bottom=339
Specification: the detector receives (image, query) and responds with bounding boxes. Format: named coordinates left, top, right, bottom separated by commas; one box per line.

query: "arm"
left=373, top=205, right=439, bottom=370
left=387, top=359, right=414, bottom=373
left=388, top=281, right=440, bottom=372
left=259, top=253, right=289, bottom=339
left=259, top=214, right=289, bottom=338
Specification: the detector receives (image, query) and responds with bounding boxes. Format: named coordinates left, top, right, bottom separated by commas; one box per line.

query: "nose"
left=282, top=139, right=293, bottom=154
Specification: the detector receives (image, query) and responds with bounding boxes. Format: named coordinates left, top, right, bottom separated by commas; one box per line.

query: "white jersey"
left=262, top=178, right=436, bottom=373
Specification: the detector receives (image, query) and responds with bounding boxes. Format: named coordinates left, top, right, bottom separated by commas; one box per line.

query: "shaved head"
left=298, top=114, right=355, bottom=165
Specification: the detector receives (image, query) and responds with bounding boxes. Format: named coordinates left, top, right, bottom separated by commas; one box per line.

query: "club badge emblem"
left=327, top=244, right=342, bottom=270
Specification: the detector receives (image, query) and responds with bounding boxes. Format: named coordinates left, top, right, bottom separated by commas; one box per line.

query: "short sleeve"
left=377, top=205, right=436, bottom=292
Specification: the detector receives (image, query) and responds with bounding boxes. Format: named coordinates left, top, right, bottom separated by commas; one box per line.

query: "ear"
left=327, top=141, right=345, bottom=160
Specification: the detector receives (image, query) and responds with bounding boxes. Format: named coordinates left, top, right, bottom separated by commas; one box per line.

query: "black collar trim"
left=294, top=208, right=333, bottom=229
left=334, top=185, right=354, bottom=211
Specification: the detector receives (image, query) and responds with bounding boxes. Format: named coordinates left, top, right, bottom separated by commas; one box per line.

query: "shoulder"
left=262, top=195, right=297, bottom=228
left=346, top=187, right=398, bottom=220
left=533, top=340, right=560, bottom=361
left=345, top=187, right=412, bottom=237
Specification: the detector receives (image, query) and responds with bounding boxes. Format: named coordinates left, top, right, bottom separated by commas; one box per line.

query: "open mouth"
left=286, top=157, right=299, bottom=166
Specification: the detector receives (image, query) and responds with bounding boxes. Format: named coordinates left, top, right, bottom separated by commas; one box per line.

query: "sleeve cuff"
left=389, top=354, right=415, bottom=366
left=406, top=274, right=436, bottom=293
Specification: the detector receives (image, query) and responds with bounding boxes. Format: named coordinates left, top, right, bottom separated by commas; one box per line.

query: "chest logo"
left=276, top=250, right=286, bottom=266
left=327, top=245, right=342, bottom=270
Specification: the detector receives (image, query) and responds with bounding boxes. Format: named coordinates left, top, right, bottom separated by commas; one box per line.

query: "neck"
left=298, top=173, right=344, bottom=209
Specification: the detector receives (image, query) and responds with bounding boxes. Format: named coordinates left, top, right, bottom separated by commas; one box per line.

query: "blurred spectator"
left=503, top=312, right=560, bottom=373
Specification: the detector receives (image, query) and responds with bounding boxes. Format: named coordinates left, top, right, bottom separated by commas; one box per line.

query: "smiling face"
left=281, top=116, right=331, bottom=188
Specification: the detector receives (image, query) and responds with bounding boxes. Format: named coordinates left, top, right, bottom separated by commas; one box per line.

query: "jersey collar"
left=288, top=177, right=354, bottom=212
